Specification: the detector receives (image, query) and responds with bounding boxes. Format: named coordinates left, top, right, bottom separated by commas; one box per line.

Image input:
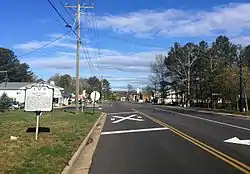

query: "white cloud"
left=97, top=3, right=250, bottom=38
left=231, top=36, right=250, bottom=46
left=23, top=50, right=159, bottom=72
left=13, top=39, right=76, bottom=51
left=22, top=49, right=160, bottom=88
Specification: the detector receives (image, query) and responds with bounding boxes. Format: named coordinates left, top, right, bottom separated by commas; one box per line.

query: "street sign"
left=90, top=91, right=100, bottom=101
left=24, top=84, right=54, bottom=112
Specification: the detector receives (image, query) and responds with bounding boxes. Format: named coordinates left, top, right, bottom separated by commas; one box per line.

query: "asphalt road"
left=89, top=102, right=250, bottom=174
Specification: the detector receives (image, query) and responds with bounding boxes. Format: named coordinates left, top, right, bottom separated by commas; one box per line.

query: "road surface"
left=89, top=102, right=250, bottom=174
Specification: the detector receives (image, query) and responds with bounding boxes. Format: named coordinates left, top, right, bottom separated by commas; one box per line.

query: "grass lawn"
left=0, top=109, right=100, bottom=174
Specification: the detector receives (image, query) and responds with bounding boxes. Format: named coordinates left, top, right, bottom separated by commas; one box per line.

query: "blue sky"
left=1, top=0, right=250, bottom=90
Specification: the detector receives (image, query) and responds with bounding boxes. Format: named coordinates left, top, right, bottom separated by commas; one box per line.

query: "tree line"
left=150, top=35, right=250, bottom=111
left=48, top=74, right=112, bottom=99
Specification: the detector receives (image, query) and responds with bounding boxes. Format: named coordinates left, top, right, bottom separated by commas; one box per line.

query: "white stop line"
left=111, top=114, right=144, bottom=124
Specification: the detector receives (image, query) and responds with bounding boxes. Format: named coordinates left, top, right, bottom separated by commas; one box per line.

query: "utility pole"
left=187, top=57, right=191, bottom=108
left=101, top=77, right=104, bottom=102
left=0, top=71, right=8, bottom=87
left=65, top=0, right=94, bottom=111
left=239, top=52, right=244, bottom=112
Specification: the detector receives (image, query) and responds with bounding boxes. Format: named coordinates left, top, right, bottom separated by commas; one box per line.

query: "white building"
left=0, top=82, right=66, bottom=106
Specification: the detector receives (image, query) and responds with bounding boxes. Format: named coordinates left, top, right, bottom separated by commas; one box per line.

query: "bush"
left=0, top=93, right=12, bottom=112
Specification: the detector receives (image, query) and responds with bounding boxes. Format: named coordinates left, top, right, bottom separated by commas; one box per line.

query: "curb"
left=61, top=112, right=104, bottom=174
left=157, top=105, right=250, bottom=119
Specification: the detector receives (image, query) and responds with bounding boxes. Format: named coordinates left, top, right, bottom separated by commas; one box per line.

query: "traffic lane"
left=89, top=127, right=241, bottom=174
left=135, top=107, right=250, bottom=167
left=102, top=102, right=134, bottom=113
left=155, top=106, right=250, bottom=128
left=103, top=112, right=163, bottom=132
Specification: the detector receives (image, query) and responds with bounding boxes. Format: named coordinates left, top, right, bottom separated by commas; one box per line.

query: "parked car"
left=8, top=102, right=23, bottom=110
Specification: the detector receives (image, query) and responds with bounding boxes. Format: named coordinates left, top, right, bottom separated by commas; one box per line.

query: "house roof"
left=0, top=82, right=33, bottom=90
left=0, top=82, right=64, bottom=90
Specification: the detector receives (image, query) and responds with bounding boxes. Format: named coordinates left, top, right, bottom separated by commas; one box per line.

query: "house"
left=0, top=81, right=66, bottom=106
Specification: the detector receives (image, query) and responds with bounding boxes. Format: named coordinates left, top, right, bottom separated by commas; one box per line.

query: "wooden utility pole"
left=65, top=0, right=94, bottom=111
left=0, top=71, right=8, bottom=87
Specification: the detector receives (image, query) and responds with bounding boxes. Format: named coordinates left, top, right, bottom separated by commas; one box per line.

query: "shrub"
left=0, top=93, right=12, bottom=112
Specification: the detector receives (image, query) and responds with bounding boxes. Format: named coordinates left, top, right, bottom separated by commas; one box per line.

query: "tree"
left=87, top=76, right=101, bottom=93
left=150, top=54, right=171, bottom=99
left=102, top=79, right=111, bottom=100
left=0, top=48, right=35, bottom=82
left=143, top=85, right=154, bottom=97
left=47, top=73, right=61, bottom=85
left=0, top=93, right=12, bottom=112
left=127, top=84, right=134, bottom=101
left=166, top=42, right=199, bottom=107
left=242, top=45, right=250, bottom=69
left=151, top=35, right=242, bottom=109
left=47, top=74, right=73, bottom=92
left=59, top=74, right=72, bottom=92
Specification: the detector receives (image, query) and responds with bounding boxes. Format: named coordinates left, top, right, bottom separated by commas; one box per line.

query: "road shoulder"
left=61, top=113, right=107, bottom=174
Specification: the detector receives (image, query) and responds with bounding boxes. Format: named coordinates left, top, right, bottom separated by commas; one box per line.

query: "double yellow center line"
left=134, top=109, right=250, bottom=174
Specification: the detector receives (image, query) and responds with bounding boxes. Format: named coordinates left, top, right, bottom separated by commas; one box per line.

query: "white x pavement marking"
left=111, top=114, right=144, bottom=124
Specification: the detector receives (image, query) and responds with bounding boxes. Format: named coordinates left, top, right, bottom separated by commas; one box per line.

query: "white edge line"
left=101, top=127, right=169, bottom=135
left=161, top=106, right=250, bottom=120
left=155, top=108, right=250, bottom=131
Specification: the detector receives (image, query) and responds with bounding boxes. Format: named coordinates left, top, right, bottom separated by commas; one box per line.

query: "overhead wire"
left=90, top=8, right=103, bottom=75
left=83, top=7, right=102, bottom=77
left=19, top=30, right=72, bottom=58
left=79, top=1, right=95, bottom=74
left=48, top=0, right=95, bottom=75
left=83, top=4, right=104, bottom=80
left=60, top=0, right=76, bottom=23
left=47, top=0, right=78, bottom=38
left=82, top=10, right=95, bottom=69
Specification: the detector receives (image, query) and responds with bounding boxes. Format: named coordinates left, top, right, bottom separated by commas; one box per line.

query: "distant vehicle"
left=8, top=102, right=21, bottom=110
left=138, top=99, right=144, bottom=103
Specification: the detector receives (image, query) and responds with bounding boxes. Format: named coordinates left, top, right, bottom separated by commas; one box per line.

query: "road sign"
left=90, top=91, right=100, bottom=101
left=24, top=83, right=54, bottom=112
left=83, top=90, right=86, bottom=97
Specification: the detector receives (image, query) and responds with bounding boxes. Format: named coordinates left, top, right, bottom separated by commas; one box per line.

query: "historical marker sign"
left=24, top=84, right=54, bottom=112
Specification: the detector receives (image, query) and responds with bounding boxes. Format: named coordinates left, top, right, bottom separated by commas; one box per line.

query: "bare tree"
left=166, top=42, right=199, bottom=107
left=127, top=84, right=134, bottom=101
left=149, top=54, right=170, bottom=99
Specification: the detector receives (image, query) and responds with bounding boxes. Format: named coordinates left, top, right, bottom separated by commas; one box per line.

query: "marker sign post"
left=24, top=83, right=54, bottom=140
left=90, top=91, right=100, bottom=114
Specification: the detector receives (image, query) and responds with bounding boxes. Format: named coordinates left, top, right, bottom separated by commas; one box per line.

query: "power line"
left=83, top=8, right=102, bottom=77
left=19, top=30, right=72, bottom=57
left=47, top=0, right=78, bottom=38
left=60, top=0, right=75, bottom=22
left=81, top=43, right=94, bottom=75
left=80, top=40, right=94, bottom=69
